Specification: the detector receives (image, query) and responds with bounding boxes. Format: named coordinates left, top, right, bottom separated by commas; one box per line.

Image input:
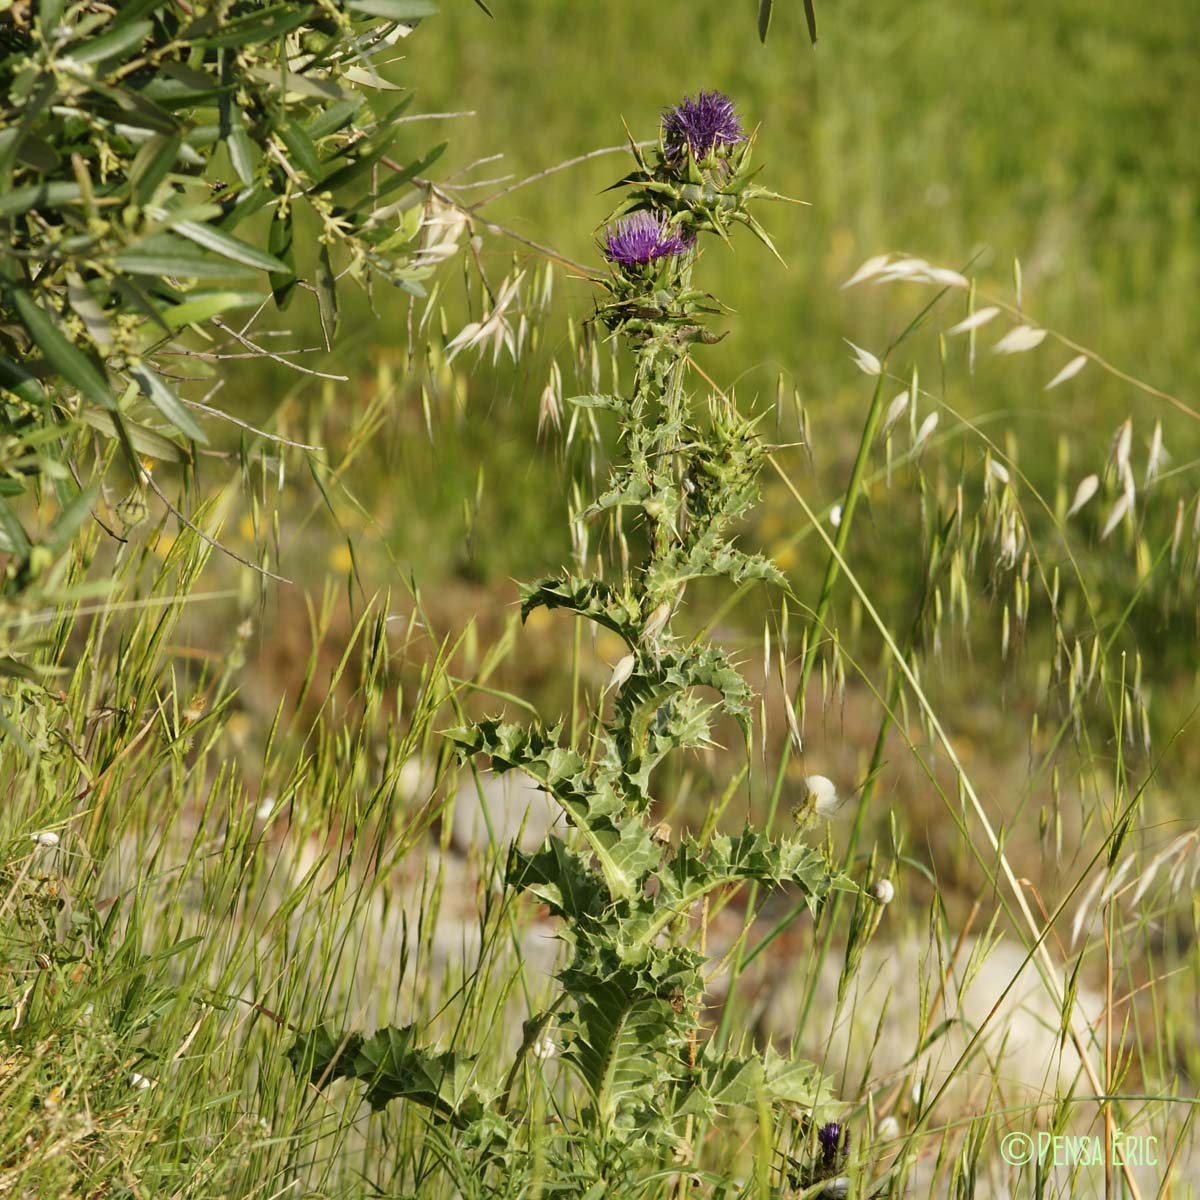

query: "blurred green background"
left=323, top=0, right=1196, bottom=591
left=231, top=0, right=1200, bottom=783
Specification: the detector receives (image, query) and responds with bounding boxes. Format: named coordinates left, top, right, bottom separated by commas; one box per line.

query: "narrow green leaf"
left=49, top=483, right=101, bottom=553
left=0, top=182, right=83, bottom=219
left=113, top=236, right=256, bottom=280
left=316, top=244, right=339, bottom=343
left=226, top=115, right=256, bottom=187
left=757, top=0, right=772, bottom=42
left=130, top=132, right=182, bottom=205
left=173, top=220, right=288, bottom=273
left=0, top=658, right=41, bottom=682
left=63, top=20, right=152, bottom=65
left=10, top=291, right=114, bottom=410
left=278, top=120, right=322, bottom=181
left=268, top=210, right=297, bottom=310
left=113, top=0, right=173, bottom=27
left=369, top=141, right=445, bottom=205
left=78, top=408, right=187, bottom=463
left=193, top=6, right=314, bottom=50
left=0, top=495, right=31, bottom=556
left=160, top=291, right=264, bottom=331
left=129, top=364, right=208, bottom=443
left=803, top=0, right=818, bottom=44
left=306, top=98, right=362, bottom=142
left=347, top=0, right=439, bottom=18
left=0, top=358, right=48, bottom=408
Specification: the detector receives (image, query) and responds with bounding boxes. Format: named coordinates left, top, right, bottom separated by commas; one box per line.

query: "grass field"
left=2, top=1, right=1198, bottom=1195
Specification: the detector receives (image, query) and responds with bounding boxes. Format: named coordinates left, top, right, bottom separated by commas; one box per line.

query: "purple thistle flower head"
left=603, top=211, right=688, bottom=267
left=663, top=90, right=746, bottom=160
left=817, top=1122, right=850, bottom=1164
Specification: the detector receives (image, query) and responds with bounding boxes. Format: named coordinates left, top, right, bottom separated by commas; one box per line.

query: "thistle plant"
left=292, top=94, right=848, bottom=1194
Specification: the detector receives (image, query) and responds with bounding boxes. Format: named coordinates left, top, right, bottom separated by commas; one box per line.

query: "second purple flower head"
left=603, top=211, right=689, bottom=267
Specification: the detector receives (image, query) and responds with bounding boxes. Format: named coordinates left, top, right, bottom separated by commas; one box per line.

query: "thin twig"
left=179, top=398, right=324, bottom=451
left=392, top=109, right=475, bottom=123
left=209, top=317, right=348, bottom=381
left=144, top=474, right=291, bottom=585
left=478, top=141, right=655, bottom=207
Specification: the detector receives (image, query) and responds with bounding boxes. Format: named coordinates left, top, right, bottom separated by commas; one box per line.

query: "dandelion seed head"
left=804, top=775, right=840, bottom=819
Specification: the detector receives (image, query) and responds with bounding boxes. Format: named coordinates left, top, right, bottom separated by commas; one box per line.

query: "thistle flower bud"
left=817, top=1121, right=850, bottom=1165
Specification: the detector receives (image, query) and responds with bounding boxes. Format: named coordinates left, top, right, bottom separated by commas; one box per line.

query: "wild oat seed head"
left=608, top=653, right=636, bottom=692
